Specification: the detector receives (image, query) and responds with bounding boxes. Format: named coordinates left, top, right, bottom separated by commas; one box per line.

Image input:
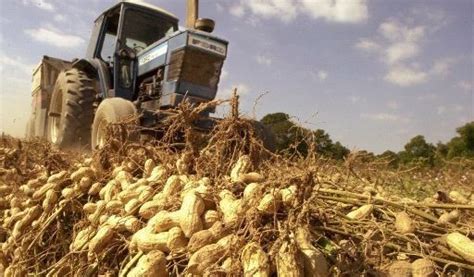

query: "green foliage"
left=446, top=122, right=474, bottom=158
left=397, top=122, right=473, bottom=167
left=261, top=112, right=472, bottom=168
left=260, top=112, right=308, bottom=155
left=355, top=150, right=376, bottom=163
left=447, top=137, right=466, bottom=158
left=377, top=150, right=400, bottom=168
left=399, top=135, right=436, bottom=166
left=331, top=141, right=350, bottom=160
left=260, top=113, right=349, bottom=159
left=435, top=142, right=449, bottom=158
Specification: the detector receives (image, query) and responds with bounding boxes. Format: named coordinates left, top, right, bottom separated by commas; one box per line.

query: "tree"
left=260, top=112, right=294, bottom=151
left=458, top=122, right=474, bottom=151
left=378, top=150, right=399, bottom=168
left=260, top=113, right=305, bottom=154
left=260, top=113, right=349, bottom=159
left=355, top=150, right=376, bottom=163
left=312, top=129, right=333, bottom=156
left=331, top=141, right=350, bottom=160
left=446, top=137, right=466, bottom=158
left=400, top=135, right=436, bottom=166
left=435, top=142, right=449, bottom=158
left=446, top=122, right=474, bottom=158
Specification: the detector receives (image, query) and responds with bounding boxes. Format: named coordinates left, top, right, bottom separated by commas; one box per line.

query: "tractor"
left=26, top=0, right=253, bottom=150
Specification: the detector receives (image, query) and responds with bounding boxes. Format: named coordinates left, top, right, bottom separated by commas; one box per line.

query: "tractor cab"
left=86, top=1, right=179, bottom=99
left=85, top=0, right=228, bottom=115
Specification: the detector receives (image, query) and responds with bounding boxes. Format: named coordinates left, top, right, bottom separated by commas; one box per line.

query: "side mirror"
left=195, top=18, right=215, bottom=33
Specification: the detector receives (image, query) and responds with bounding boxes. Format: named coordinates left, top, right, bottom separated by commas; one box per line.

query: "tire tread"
left=51, top=68, right=97, bottom=148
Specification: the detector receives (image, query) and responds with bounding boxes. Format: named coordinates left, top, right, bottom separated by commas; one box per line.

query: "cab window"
left=100, top=11, right=120, bottom=62
left=121, top=9, right=177, bottom=53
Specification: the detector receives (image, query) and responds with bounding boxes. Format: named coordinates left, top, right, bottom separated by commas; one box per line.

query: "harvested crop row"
left=0, top=118, right=473, bottom=276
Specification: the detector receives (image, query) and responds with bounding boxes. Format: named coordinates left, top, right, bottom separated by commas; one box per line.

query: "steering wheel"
left=133, top=45, right=145, bottom=53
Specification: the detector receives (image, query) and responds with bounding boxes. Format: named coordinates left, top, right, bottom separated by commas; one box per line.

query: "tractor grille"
left=167, top=48, right=223, bottom=89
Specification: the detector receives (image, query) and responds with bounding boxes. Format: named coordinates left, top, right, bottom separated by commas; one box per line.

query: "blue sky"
left=0, top=0, right=472, bottom=153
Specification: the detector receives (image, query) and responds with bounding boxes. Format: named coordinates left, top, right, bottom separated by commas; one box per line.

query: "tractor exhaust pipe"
left=186, top=0, right=215, bottom=33
left=186, top=0, right=198, bottom=29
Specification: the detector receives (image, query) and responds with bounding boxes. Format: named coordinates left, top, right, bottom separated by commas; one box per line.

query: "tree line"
left=260, top=112, right=474, bottom=167
left=260, top=113, right=350, bottom=159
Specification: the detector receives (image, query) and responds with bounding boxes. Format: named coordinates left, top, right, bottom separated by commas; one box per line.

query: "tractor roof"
left=100, top=1, right=178, bottom=22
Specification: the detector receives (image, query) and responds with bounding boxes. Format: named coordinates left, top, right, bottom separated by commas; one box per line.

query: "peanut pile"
left=0, top=137, right=473, bottom=276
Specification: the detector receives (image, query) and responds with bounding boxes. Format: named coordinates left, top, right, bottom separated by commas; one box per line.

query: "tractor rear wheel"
left=47, top=68, right=98, bottom=149
left=91, top=98, right=137, bottom=150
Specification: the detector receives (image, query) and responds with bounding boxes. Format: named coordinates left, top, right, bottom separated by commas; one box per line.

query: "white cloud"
left=437, top=106, right=446, bottom=115
left=0, top=54, right=35, bottom=76
left=355, top=15, right=457, bottom=87
left=356, top=20, right=425, bottom=69
left=385, top=42, right=420, bottom=64
left=217, top=83, right=251, bottom=100
left=379, top=21, right=425, bottom=43
left=410, top=7, right=450, bottom=33
left=457, top=116, right=470, bottom=124
left=454, top=105, right=464, bottom=112
left=435, top=105, right=465, bottom=115
left=387, top=100, right=399, bottom=110
left=255, top=54, right=272, bottom=66
left=216, top=3, right=224, bottom=13
left=239, top=0, right=298, bottom=22
left=229, top=0, right=368, bottom=23
left=355, top=38, right=380, bottom=52
left=24, top=27, right=85, bottom=48
left=233, top=83, right=250, bottom=95
left=308, top=69, right=329, bottom=82
left=317, top=70, right=328, bottom=81
left=361, top=113, right=401, bottom=122
left=220, top=69, right=229, bottom=81
left=361, top=112, right=412, bottom=123
left=384, top=65, right=428, bottom=86
left=382, top=57, right=456, bottom=86
left=230, top=4, right=245, bottom=17
left=54, top=14, right=66, bottom=22
left=0, top=52, right=35, bottom=137
left=302, top=0, right=368, bottom=23
left=377, top=20, right=425, bottom=65
left=430, top=58, right=455, bottom=76
left=348, top=95, right=361, bottom=103
left=416, top=93, right=437, bottom=101
left=458, top=80, right=473, bottom=91
left=22, top=0, right=55, bottom=11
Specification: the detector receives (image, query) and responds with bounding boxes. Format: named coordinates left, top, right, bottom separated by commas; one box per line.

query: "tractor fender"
left=72, top=58, right=111, bottom=98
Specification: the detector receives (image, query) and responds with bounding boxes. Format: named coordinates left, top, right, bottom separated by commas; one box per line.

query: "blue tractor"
left=27, top=0, right=232, bottom=149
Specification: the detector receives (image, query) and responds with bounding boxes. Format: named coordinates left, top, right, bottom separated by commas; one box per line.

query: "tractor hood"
left=136, top=29, right=228, bottom=107
left=137, top=29, right=228, bottom=75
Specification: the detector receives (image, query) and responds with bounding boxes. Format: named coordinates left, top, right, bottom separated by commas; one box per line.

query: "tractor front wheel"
left=91, top=98, right=138, bottom=150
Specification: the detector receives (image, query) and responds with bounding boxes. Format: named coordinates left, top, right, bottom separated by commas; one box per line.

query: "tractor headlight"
left=188, top=34, right=227, bottom=56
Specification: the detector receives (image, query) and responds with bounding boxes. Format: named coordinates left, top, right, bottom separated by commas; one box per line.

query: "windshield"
left=122, top=9, right=177, bottom=52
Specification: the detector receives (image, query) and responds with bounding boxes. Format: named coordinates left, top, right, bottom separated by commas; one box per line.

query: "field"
left=1, top=108, right=473, bottom=276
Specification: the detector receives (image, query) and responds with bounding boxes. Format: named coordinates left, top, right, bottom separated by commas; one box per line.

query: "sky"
left=0, top=0, right=472, bottom=153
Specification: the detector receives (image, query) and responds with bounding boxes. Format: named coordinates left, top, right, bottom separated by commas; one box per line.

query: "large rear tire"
left=47, top=68, right=97, bottom=149
left=91, top=98, right=137, bottom=150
